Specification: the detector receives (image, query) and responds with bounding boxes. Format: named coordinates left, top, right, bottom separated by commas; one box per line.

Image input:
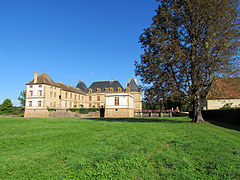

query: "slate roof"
left=76, top=80, right=88, bottom=93
left=127, top=78, right=140, bottom=92
left=26, top=72, right=85, bottom=94
left=207, top=77, right=240, bottom=100
left=89, top=80, right=124, bottom=93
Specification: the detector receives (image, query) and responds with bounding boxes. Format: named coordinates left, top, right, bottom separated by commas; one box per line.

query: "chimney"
left=78, top=80, right=81, bottom=83
left=34, top=72, right=37, bottom=83
left=127, top=78, right=129, bottom=84
left=110, top=78, right=114, bottom=82
left=125, top=83, right=127, bottom=88
left=134, top=77, right=137, bottom=85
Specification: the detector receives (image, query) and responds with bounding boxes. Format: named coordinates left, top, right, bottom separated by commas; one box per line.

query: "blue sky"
left=0, top=0, right=158, bottom=106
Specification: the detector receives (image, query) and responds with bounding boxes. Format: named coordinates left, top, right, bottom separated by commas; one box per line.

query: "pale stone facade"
left=207, top=99, right=240, bottom=110
left=24, top=72, right=142, bottom=118
left=105, top=93, right=134, bottom=118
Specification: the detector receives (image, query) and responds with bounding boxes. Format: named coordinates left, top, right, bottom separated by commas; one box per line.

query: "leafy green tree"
left=18, top=90, right=26, bottom=107
left=0, top=99, right=13, bottom=113
left=135, top=0, right=240, bottom=122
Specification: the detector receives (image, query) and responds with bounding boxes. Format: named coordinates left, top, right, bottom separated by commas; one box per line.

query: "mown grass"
left=0, top=117, right=239, bottom=179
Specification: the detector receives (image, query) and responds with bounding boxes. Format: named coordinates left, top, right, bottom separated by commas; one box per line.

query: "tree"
left=0, top=99, right=13, bottom=113
left=18, top=90, right=26, bottom=107
left=135, top=0, right=240, bottom=122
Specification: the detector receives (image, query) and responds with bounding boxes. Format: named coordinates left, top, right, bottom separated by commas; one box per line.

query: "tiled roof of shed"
left=207, top=77, right=240, bottom=100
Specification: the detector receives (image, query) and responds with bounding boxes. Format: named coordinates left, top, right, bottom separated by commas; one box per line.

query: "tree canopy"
left=18, top=90, right=26, bottom=107
left=135, top=0, right=240, bottom=122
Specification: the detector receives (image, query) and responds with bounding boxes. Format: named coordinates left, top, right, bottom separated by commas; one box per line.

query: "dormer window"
left=39, top=85, right=42, bottom=88
left=30, top=85, right=33, bottom=88
left=97, top=88, right=101, bottom=93
left=88, top=88, right=92, bottom=93
left=126, top=87, right=130, bottom=92
left=105, top=88, right=109, bottom=92
left=110, top=87, right=113, bottom=92
left=118, top=87, right=122, bottom=92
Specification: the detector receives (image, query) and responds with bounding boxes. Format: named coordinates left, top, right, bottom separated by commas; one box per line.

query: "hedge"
left=68, top=108, right=99, bottom=114
left=189, top=109, right=240, bottom=125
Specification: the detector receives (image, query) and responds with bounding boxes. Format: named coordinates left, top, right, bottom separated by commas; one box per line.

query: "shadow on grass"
left=86, top=117, right=191, bottom=123
left=208, top=121, right=240, bottom=132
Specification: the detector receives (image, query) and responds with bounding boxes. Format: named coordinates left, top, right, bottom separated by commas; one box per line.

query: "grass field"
left=0, top=117, right=239, bottom=179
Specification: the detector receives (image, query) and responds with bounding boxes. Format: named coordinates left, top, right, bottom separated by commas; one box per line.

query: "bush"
left=68, top=108, right=99, bottom=114
left=0, top=99, right=13, bottom=113
left=189, top=109, right=240, bottom=125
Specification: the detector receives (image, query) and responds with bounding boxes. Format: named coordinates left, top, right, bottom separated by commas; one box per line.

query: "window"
left=30, top=85, right=33, bottom=88
left=70, top=93, right=72, bottom=99
left=59, top=95, right=61, bottom=99
left=88, top=88, right=92, bottom=93
left=50, top=91, right=53, bottom=97
left=75, top=94, right=77, bottom=100
left=97, top=88, right=101, bottom=93
left=110, top=87, right=113, bottom=92
left=65, top=101, right=67, bottom=107
left=97, top=103, right=100, bottom=108
left=29, top=101, right=32, bottom=107
left=105, top=88, right=109, bottom=92
left=118, top=87, right=122, bottom=92
left=50, top=102, right=52, bottom=107
left=29, top=91, right=33, bottom=96
left=65, top=92, right=68, bottom=98
left=38, top=101, right=41, bottom=107
left=54, top=92, right=56, bottom=98
left=97, top=96, right=100, bottom=101
left=82, top=96, right=84, bottom=101
left=89, top=96, right=92, bottom=101
left=89, top=103, right=92, bottom=108
left=54, top=102, right=56, bottom=107
left=115, top=97, right=119, bottom=106
left=39, top=85, right=42, bottom=88
left=39, top=90, right=42, bottom=96
left=126, top=87, right=130, bottom=92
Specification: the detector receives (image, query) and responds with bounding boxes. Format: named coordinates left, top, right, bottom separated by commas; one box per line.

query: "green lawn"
left=0, top=117, right=239, bottom=179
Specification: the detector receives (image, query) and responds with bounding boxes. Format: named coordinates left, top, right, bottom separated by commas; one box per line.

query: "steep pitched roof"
left=26, top=73, right=85, bottom=94
left=207, top=77, right=240, bottom=100
left=127, top=78, right=140, bottom=92
left=26, top=73, right=56, bottom=86
left=56, top=83, right=85, bottom=94
left=89, top=80, right=124, bottom=93
left=76, top=80, right=88, bottom=93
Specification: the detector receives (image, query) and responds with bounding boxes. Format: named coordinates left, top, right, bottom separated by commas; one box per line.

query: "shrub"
left=189, top=109, right=240, bottom=125
left=0, top=99, right=13, bottom=113
left=68, top=108, right=99, bottom=114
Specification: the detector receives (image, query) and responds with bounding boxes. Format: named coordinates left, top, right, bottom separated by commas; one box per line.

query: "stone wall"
left=48, top=110, right=100, bottom=118
left=105, top=108, right=134, bottom=118
left=24, top=109, right=100, bottom=118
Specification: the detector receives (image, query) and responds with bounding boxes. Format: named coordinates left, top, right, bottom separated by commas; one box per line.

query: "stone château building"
left=24, top=72, right=142, bottom=118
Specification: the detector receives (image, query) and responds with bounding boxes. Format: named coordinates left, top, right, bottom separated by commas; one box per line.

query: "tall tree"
left=135, top=0, right=240, bottom=122
left=0, top=99, right=13, bottom=113
left=18, top=90, right=26, bottom=107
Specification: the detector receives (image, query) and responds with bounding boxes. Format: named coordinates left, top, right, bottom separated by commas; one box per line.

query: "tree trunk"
left=192, top=95, right=205, bottom=123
